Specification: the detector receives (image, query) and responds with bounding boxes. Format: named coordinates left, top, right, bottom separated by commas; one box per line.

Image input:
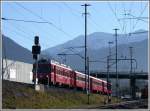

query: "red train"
left=32, top=59, right=112, bottom=94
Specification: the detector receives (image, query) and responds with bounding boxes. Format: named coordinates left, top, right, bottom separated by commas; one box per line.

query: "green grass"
left=2, top=80, right=121, bottom=109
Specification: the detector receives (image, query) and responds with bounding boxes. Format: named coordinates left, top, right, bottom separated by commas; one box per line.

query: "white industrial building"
left=2, top=59, right=33, bottom=84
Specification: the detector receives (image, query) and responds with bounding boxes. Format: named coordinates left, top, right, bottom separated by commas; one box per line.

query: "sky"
left=1, top=1, right=149, bottom=51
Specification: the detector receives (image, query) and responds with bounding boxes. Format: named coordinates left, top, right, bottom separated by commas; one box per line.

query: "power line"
left=3, top=23, right=33, bottom=43
left=129, top=2, right=133, bottom=35
left=3, top=26, right=30, bottom=41
left=88, top=7, right=103, bottom=31
left=7, top=3, right=59, bottom=47
left=2, top=17, right=58, bottom=46
left=63, top=2, right=102, bottom=32
left=62, top=2, right=83, bottom=24
left=122, top=3, right=127, bottom=35
left=118, top=16, right=148, bottom=23
left=132, top=3, right=148, bottom=31
left=67, top=47, right=84, bottom=59
left=107, top=2, right=124, bottom=33
left=90, top=6, right=106, bottom=31
left=88, top=16, right=102, bottom=32
left=3, top=22, right=49, bottom=49
left=15, top=2, right=72, bottom=38
left=2, top=18, right=50, bottom=24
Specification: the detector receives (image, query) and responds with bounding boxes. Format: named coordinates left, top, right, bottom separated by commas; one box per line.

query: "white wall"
left=2, top=59, right=33, bottom=84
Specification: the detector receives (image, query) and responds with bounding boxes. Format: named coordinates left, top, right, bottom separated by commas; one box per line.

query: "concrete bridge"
left=89, top=71, right=148, bottom=99
left=89, top=71, right=148, bottom=79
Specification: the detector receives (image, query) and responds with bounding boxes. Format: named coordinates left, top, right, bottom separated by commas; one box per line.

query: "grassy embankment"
left=2, top=80, right=121, bottom=109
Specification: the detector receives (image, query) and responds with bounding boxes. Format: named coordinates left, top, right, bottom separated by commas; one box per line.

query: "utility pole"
left=107, top=56, right=110, bottom=103
left=107, top=41, right=113, bottom=103
left=129, top=46, right=135, bottom=99
left=81, top=4, right=90, bottom=92
left=113, top=28, right=119, bottom=99
left=2, top=57, right=3, bottom=80
left=108, top=41, right=113, bottom=57
left=87, top=57, right=90, bottom=104
left=130, top=46, right=133, bottom=76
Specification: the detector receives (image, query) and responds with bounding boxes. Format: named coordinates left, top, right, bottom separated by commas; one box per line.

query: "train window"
left=57, top=69, right=59, bottom=74
left=76, top=76, right=85, bottom=81
left=56, top=67, right=61, bottom=75
left=62, top=70, right=64, bottom=75
left=33, top=64, right=51, bottom=73
left=58, top=69, right=61, bottom=75
left=58, top=69, right=60, bottom=75
left=93, top=81, right=102, bottom=86
left=65, top=71, right=69, bottom=77
left=56, top=68, right=59, bottom=75
left=60, top=69, right=63, bottom=75
left=66, top=71, right=69, bottom=77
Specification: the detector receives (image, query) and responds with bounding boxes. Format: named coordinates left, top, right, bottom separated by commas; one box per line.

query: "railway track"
left=95, top=99, right=148, bottom=109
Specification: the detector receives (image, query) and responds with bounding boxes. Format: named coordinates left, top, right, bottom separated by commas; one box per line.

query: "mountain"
left=42, top=29, right=148, bottom=56
left=2, top=35, right=33, bottom=63
left=42, top=30, right=148, bottom=72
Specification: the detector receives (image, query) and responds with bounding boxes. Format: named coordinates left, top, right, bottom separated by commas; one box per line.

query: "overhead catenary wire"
left=132, top=3, right=148, bottom=31
left=57, top=3, right=62, bottom=30
left=67, top=47, right=84, bottom=59
left=2, top=18, right=56, bottom=48
left=89, top=6, right=105, bottom=31
left=2, top=18, right=51, bottom=24
left=2, top=25, right=28, bottom=43
left=3, top=23, right=33, bottom=44
left=15, top=2, right=73, bottom=38
left=6, top=3, right=58, bottom=48
left=3, top=22, right=49, bottom=49
left=62, top=2, right=83, bottom=24
left=107, top=2, right=124, bottom=34
left=129, top=2, right=132, bottom=35
left=88, top=16, right=102, bottom=32
left=63, top=2, right=102, bottom=32
left=123, top=3, right=127, bottom=35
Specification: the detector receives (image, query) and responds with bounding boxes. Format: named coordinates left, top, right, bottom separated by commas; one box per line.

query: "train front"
left=32, top=59, right=51, bottom=84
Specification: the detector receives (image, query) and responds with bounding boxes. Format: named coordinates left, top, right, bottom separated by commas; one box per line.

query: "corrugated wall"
left=2, top=59, right=33, bottom=84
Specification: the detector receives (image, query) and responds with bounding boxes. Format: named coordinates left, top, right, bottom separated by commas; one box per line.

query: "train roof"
left=90, top=76, right=107, bottom=83
left=51, top=60, right=72, bottom=71
left=75, top=70, right=107, bottom=83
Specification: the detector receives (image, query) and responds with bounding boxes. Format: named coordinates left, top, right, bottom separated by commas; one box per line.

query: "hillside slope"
left=2, top=80, right=119, bottom=109
left=42, top=31, right=148, bottom=72
left=2, top=35, right=33, bottom=63
left=43, top=30, right=148, bottom=56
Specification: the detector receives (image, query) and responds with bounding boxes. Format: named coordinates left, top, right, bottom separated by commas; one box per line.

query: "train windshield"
left=33, top=64, right=51, bottom=73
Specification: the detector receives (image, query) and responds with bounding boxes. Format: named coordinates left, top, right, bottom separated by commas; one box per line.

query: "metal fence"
left=2, top=59, right=33, bottom=84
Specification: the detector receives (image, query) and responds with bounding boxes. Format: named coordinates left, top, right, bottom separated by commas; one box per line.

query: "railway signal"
left=32, top=36, right=41, bottom=90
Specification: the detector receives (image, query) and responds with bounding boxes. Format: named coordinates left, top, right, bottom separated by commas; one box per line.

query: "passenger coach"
left=32, top=59, right=111, bottom=94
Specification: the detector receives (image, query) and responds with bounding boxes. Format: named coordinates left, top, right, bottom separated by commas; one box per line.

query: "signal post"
left=32, top=36, right=41, bottom=90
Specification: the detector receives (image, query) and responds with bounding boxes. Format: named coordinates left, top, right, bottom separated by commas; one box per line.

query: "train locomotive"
left=32, top=59, right=112, bottom=95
